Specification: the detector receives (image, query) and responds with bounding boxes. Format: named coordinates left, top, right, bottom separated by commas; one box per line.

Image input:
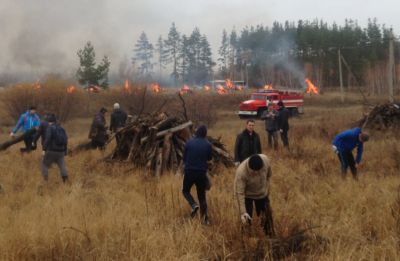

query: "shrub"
left=1, top=76, right=86, bottom=123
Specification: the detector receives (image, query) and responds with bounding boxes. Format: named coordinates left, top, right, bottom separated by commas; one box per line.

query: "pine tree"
left=165, top=23, right=181, bottom=86
left=218, top=29, right=229, bottom=77
left=155, top=35, right=168, bottom=79
left=178, top=35, right=189, bottom=83
left=133, top=32, right=154, bottom=79
left=76, top=41, right=110, bottom=89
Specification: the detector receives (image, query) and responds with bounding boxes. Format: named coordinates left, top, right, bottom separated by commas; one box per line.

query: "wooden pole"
left=388, top=29, right=395, bottom=103
left=338, top=49, right=344, bottom=103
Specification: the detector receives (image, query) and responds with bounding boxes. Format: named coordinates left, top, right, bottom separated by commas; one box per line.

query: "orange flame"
left=204, top=85, right=211, bottom=91
left=264, top=84, right=273, bottom=90
left=216, top=84, right=227, bottom=95
left=305, top=78, right=319, bottom=94
left=124, top=79, right=132, bottom=95
left=150, top=83, right=161, bottom=93
left=33, top=80, right=41, bottom=90
left=66, top=85, right=76, bottom=94
left=225, top=79, right=234, bottom=89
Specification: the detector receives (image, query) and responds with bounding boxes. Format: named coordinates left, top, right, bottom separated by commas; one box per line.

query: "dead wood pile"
left=359, top=103, right=400, bottom=130
left=106, top=112, right=234, bottom=176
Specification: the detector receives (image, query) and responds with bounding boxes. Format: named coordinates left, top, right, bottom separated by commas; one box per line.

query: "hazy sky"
left=0, top=0, right=398, bottom=78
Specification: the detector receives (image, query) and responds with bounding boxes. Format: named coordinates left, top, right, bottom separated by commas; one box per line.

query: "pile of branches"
left=106, top=112, right=233, bottom=176
left=359, top=103, right=400, bottom=130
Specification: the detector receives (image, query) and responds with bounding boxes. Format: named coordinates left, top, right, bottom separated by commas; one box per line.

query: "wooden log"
left=211, top=145, right=232, bottom=160
left=169, top=143, right=178, bottom=169
left=162, top=133, right=172, bottom=171
left=155, top=146, right=163, bottom=177
left=0, top=129, right=36, bottom=151
left=126, top=128, right=143, bottom=162
left=140, top=121, right=193, bottom=144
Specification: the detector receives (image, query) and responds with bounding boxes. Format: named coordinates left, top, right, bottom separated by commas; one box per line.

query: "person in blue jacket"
left=182, top=125, right=212, bottom=225
left=10, top=106, right=41, bottom=153
left=332, top=127, right=369, bottom=179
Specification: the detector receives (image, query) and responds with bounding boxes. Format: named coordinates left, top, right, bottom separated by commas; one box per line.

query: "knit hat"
left=47, top=114, right=57, bottom=123
left=113, top=103, right=120, bottom=109
left=248, top=154, right=263, bottom=171
left=360, top=132, right=369, bottom=142
left=195, top=125, right=207, bottom=138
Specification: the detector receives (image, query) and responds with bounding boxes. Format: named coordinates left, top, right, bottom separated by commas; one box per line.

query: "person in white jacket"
left=234, top=154, right=275, bottom=236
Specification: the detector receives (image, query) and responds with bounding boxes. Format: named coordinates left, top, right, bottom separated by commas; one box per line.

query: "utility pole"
left=338, top=48, right=344, bottom=103
left=388, top=29, right=395, bottom=103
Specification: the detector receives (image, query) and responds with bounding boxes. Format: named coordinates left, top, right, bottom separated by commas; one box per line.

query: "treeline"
left=129, top=19, right=399, bottom=91
left=132, top=23, right=214, bottom=86
left=221, top=18, right=399, bottom=91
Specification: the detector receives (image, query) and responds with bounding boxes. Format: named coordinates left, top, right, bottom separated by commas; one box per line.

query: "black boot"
left=62, top=176, right=69, bottom=183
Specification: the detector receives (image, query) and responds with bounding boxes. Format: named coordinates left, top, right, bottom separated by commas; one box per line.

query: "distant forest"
left=131, top=18, right=399, bottom=92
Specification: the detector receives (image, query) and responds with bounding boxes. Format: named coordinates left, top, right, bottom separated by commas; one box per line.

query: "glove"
left=234, top=162, right=240, bottom=167
left=241, top=213, right=252, bottom=224
left=332, top=145, right=339, bottom=154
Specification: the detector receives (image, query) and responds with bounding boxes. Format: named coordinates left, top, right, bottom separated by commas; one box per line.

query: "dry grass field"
left=0, top=90, right=399, bottom=260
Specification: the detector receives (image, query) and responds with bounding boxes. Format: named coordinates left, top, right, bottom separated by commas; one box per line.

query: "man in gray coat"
left=261, top=106, right=278, bottom=150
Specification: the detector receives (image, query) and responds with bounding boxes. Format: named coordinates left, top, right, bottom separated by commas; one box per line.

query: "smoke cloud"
left=0, top=0, right=398, bottom=83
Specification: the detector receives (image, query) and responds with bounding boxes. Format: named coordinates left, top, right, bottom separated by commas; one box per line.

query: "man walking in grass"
left=234, top=154, right=275, bottom=236
left=42, top=114, right=69, bottom=183
left=332, top=127, right=369, bottom=180
left=182, top=125, right=212, bottom=225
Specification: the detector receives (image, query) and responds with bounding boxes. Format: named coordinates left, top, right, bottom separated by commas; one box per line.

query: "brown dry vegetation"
left=0, top=89, right=400, bottom=260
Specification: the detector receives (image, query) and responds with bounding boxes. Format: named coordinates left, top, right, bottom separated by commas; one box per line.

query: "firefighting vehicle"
left=238, top=89, right=304, bottom=118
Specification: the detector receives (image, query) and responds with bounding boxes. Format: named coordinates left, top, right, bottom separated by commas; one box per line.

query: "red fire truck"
left=238, top=89, right=304, bottom=118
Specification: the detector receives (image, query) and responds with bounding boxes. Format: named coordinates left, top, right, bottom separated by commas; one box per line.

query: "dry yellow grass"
left=0, top=92, right=399, bottom=260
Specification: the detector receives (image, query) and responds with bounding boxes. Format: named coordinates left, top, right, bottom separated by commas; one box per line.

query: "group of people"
left=10, top=107, right=69, bottom=183
left=181, top=101, right=369, bottom=234
left=9, top=101, right=369, bottom=234
left=9, top=103, right=128, bottom=183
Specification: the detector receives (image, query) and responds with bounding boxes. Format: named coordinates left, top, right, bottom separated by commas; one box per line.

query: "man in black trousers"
left=276, top=101, right=290, bottom=148
left=182, top=125, right=212, bottom=225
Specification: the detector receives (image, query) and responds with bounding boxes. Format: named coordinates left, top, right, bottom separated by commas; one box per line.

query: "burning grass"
left=0, top=91, right=399, bottom=260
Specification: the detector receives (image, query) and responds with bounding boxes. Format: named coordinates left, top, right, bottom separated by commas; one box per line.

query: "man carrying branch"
left=10, top=106, right=41, bottom=153
left=234, top=154, right=275, bottom=236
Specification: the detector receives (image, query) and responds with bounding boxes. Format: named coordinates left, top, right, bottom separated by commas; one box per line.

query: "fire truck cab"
left=238, top=89, right=304, bottom=118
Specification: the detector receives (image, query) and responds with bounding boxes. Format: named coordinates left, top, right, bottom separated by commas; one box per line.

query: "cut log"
left=0, top=129, right=36, bottom=152
left=140, top=121, right=193, bottom=144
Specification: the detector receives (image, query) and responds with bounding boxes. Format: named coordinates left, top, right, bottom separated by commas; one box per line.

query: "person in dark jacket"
left=332, top=127, right=369, bottom=180
left=42, top=114, right=69, bottom=183
left=33, top=113, right=50, bottom=150
left=182, top=125, right=212, bottom=224
left=89, top=107, right=108, bottom=149
left=276, top=101, right=290, bottom=148
left=261, top=106, right=278, bottom=150
left=110, top=103, right=127, bottom=144
left=110, top=103, right=127, bottom=132
left=10, top=106, right=41, bottom=153
left=234, top=120, right=262, bottom=164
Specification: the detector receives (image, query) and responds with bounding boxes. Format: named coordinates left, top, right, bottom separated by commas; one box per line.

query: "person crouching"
left=234, top=154, right=275, bottom=236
